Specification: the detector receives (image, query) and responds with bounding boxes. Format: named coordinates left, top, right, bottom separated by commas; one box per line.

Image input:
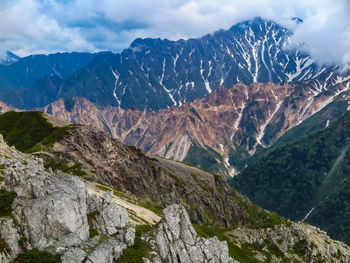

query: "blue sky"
left=0, top=0, right=349, bottom=68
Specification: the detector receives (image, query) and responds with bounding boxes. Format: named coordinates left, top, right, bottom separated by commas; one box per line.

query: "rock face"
left=145, top=204, right=238, bottom=263
left=6, top=161, right=89, bottom=250
left=0, top=137, right=135, bottom=263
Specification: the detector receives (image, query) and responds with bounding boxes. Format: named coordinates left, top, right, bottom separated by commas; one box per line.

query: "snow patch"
left=200, top=60, right=212, bottom=94
left=302, top=207, right=315, bottom=221
left=286, top=54, right=313, bottom=82
left=256, top=100, right=283, bottom=146
left=325, top=120, right=330, bottom=128
left=111, top=69, right=121, bottom=106
left=231, top=90, right=249, bottom=140
left=159, top=58, right=177, bottom=106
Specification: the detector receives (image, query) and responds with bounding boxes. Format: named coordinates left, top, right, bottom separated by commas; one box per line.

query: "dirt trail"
left=1, top=178, right=161, bottom=225
left=85, top=182, right=161, bottom=225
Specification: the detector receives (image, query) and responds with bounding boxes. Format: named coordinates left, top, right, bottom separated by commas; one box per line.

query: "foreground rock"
left=0, top=136, right=135, bottom=263
left=144, top=204, right=238, bottom=263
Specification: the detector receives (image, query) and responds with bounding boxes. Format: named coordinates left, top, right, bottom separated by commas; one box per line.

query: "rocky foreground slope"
left=0, top=111, right=279, bottom=229
left=0, top=135, right=237, bottom=262
left=0, top=131, right=350, bottom=262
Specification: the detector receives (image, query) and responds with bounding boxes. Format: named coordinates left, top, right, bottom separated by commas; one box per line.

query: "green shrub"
left=14, top=249, right=61, bottom=263
left=116, top=225, right=151, bottom=263
left=44, top=158, right=86, bottom=177
left=89, top=228, right=99, bottom=238
left=18, top=236, right=27, bottom=248
left=0, top=111, right=71, bottom=152
left=0, top=189, right=16, bottom=217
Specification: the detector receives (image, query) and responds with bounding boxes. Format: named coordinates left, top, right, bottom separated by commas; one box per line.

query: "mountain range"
left=0, top=17, right=347, bottom=111
left=1, top=16, right=350, bottom=257
left=0, top=18, right=349, bottom=178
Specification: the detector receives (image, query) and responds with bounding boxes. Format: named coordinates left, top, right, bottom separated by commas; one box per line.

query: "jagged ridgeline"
left=1, top=111, right=350, bottom=263
left=231, top=111, right=350, bottom=245
left=0, top=18, right=339, bottom=111
left=1, top=17, right=350, bottom=179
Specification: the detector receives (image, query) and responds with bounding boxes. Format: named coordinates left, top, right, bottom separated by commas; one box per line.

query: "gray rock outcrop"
left=0, top=138, right=135, bottom=263
left=5, top=159, right=89, bottom=250
left=87, top=191, right=129, bottom=236
left=145, top=204, right=238, bottom=263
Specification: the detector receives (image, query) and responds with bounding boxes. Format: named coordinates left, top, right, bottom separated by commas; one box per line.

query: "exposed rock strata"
left=42, top=80, right=350, bottom=175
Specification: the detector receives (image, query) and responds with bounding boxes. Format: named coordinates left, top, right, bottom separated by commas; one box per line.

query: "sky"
left=0, top=0, right=349, bottom=68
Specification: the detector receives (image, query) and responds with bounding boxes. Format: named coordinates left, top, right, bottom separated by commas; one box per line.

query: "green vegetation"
left=44, top=157, right=87, bottom=177
left=190, top=107, right=202, bottom=121
left=0, top=238, right=9, bottom=253
left=231, top=190, right=285, bottom=228
left=228, top=145, right=251, bottom=171
left=96, top=184, right=111, bottom=192
left=194, top=224, right=290, bottom=263
left=89, top=228, right=99, bottom=238
left=14, top=249, right=61, bottom=263
left=87, top=210, right=100, bottom=238
left=18, top=236, right=28, bottom=249
left=0, top=188, right=16, bottom=217
left=184, top=143, right=226, bottom=175
left=0, top=111, right=71, bottom=152
left=231, top=111, right=350, bottom=244
left=116, top=225, right=151, bottom=263
left=292, top=239, right=308, bottom=258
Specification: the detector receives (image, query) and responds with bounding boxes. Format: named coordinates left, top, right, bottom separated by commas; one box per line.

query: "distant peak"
left=0, top=51, right=20, bottom=65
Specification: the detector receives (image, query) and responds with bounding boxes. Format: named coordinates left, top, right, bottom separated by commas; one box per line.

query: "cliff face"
left=42, top=80, right=350, bottom=175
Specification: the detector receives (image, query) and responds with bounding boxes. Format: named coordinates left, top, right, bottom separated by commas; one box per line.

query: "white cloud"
left=0, top=0, right=349, bottom=68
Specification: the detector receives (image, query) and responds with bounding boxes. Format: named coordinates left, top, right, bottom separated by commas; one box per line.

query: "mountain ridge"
left=39, top=78, right=350, bottom=176
left=0, top=18, right=344, bottom=112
